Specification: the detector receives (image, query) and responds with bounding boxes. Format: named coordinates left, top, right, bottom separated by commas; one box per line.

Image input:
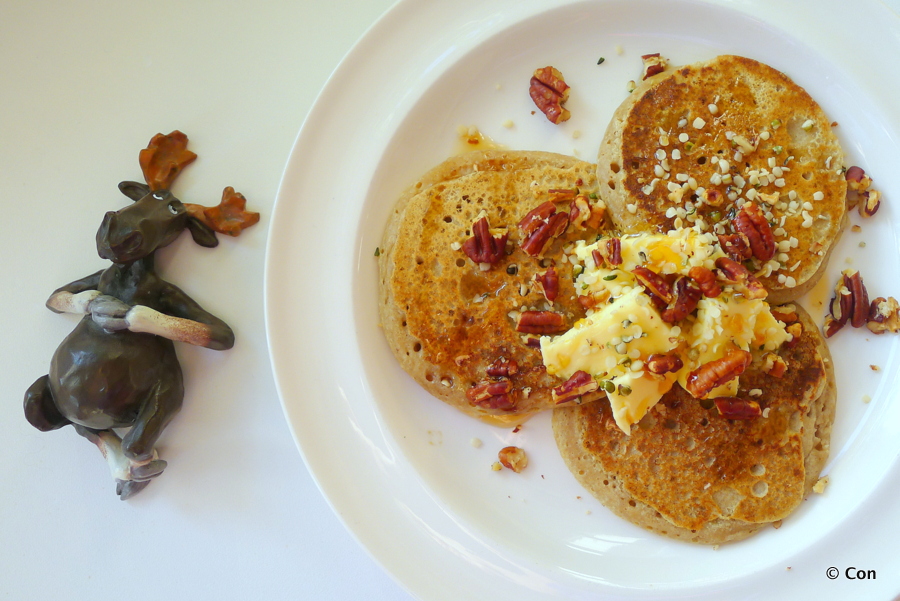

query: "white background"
left=0, top=1, right=410, bottom=599
left=3, top=1, right=900, bottom=600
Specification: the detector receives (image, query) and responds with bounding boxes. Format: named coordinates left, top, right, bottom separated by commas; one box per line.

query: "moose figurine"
left=24, top=131, right=259, bottom=499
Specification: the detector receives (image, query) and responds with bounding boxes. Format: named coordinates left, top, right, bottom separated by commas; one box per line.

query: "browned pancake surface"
left=598, top=55, right=847, bottom=304
left=379, top=150, right=604, bottom=423
left=553, top=305, right=834, bottom=543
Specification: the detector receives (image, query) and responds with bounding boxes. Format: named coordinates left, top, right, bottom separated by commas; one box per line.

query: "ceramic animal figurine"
left=24, top=131, right=259, bottom=499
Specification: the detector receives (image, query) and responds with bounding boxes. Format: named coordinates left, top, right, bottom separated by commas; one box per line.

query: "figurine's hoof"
left=131, top=459, right=167, bottom=481
left=116, top=479, right=151, bottom=500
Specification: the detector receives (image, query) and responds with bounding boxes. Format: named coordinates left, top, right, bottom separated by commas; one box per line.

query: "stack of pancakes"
left=378, top=55, right=843, bottom=543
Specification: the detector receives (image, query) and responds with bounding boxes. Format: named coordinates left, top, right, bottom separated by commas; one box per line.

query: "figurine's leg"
left=73, top=425, right=167, bottom=500
left=24, top=375, right=70, bottom=432
left=121, top=377, right=184, bottom=463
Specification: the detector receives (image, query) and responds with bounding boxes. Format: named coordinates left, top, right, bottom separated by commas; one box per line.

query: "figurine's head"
left=96, top=181, right=218, bottom=263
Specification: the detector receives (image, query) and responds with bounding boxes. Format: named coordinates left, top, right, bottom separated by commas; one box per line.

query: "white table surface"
left=6, top=2, right=900, bottom=601
left=0, top=1, right=411, bottom=599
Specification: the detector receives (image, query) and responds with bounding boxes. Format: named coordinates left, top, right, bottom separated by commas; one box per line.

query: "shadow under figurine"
left=24, top=131, right=259, bottom=500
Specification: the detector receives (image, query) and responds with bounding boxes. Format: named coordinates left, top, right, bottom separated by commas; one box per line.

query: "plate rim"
left=264, top=0, right=900, bottom=599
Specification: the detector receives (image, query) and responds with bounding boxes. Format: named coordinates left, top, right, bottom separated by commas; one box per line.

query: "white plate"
left=266, top=0, right=900, bottom=598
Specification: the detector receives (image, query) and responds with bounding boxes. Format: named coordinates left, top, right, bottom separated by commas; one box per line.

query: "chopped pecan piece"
left=685, top=349, right=752, bottom=399
left=867, top=296, right=900, bottom=334
left=859, top=189, right=881, bottom=217
left=703, top=189, right=725, bottom=207
left=823, top=315, right=844, bottom=338
left=466, top=379, right=515, bottom=411
left=533, top=265, right=560, bottom=302
left=548, top=188, right=577, bottom=203
left=461, top=217, right=508, bottom=266
left=829, top=277, right=851, bottom=327
left=529, top=67, right=571, bottom=124
left=632, top=266, right=675, bottom=303
left=519, top=202, right=556, bottom=236
left=568, top=195, right=592, bottom=229
left=552, top=371, right=599, bottom=404
left=715, top=257, right=767, bottom=300
left=717, top=233, right=753, bottom=262
left=661, top=277, right=702, bottom=323
left=641, top=53, right=667, bottom=80
left=524, top=336, right=542, bottom=349
left=598, top=237, right=622, bottom=266
left=732, top=202, right=776, bottom=261
left=498, top=446, right=528, bottom=473
left=762, top=353, right=787, bottom=378
left=783, top=322, right=802, bottom=349
left=770, top=307, right=798, bottom=324
left=486, top=357, right=518, bottom=378
left=845, top=166, right=872, bottom=191
left=688, top=266, right=722, bottom=298
left=518, top=202, right=569, bottom=257
left=646, top=353, right=684, bottom=375
left=515, top=310, right=567, bottom=334
left=714, top=397, right=762, bottom=420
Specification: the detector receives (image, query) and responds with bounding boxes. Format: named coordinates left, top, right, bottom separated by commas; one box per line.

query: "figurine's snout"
left=96, top=211, right=144, bottom=262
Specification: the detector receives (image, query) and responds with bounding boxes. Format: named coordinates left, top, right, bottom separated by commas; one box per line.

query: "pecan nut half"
left=461, top=216, right=508, bottom=266
left=732, top=202, right=776, bottom=261
left=519, top=202, right=556, bottom=237
left=685, top=349, right=752, bottom=399
left=515, top=310, right=567, bottom=334
left=840, top=269, right=869, bottom=328
left=529, top=66, right=571, bottom=124
left=867, top=296, right=900, bottom=334
left=713, top=397, right=762, bottom=420
left=552, top=370, right=599, bottom=404
left=518, top=202, right=570, bottom=257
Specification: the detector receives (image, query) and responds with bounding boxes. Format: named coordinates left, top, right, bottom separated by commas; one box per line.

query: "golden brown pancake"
left=598, top=55, right=847, bottom=304
left=552, top=304, right=834, bottom=544
left=378, top=150, right=606, bottom=424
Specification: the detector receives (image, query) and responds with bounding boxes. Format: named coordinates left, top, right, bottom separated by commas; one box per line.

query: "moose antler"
left=185, top=187, right=260, bottom=236
left=139, top=131, right=197, bottom=191
left=139, top=131, right=259, bottom=236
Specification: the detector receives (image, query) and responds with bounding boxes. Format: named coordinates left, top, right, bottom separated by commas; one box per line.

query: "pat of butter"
left=572, top=231, right=725, bottom=304
left=607, top=370, right=679, bottom=435
left=677, top=294, right=790, bottom=397
left=546, top=231, right=790, bottom=434
left=540, top=287, right=680, bottom=433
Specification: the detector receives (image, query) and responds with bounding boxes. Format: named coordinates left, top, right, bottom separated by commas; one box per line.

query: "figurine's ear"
left=187, top=216, right=219, bottom=247
left=118, top=181, right=151, bottom=201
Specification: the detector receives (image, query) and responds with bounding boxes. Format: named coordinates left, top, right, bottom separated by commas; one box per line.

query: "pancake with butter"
left=552, top=304, right=834, bottom=544
left=598, top=55, right=848, bottom=304
left=378, top=150, right=606, bottom=423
